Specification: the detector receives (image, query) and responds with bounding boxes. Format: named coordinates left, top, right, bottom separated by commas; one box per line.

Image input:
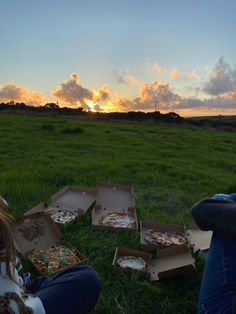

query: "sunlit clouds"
left=0, top=82, right=45, bottom=105
left=52, top=73, right=93, bottom=108
left=52, top=73, right=116, bottom=112
left=1, top=57, right=236, bottom=116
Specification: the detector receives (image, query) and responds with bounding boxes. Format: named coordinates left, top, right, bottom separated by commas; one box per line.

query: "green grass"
left=1, top=113, right=236, bottom=314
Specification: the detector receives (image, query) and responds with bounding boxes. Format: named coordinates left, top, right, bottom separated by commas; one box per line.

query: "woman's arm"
left=191, top=198, right=236, bottom=238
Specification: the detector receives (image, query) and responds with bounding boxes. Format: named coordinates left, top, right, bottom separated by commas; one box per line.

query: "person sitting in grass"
left=0, top=196, right=101, bottom=314
left=191, top=193, right=236, bottom=314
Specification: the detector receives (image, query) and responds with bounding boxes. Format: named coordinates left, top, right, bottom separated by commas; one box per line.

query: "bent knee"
left=73, top=266, right=101, bottom=295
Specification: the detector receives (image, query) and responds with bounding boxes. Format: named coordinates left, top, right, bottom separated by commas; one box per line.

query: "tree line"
left=0, top=101, right=183, bottom=123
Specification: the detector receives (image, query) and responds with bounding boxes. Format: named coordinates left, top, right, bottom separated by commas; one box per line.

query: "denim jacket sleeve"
left=191, top=198, right=236, bottom=238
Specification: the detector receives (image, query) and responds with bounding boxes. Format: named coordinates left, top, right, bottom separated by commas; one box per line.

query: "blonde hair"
left=0, top=199, right=17, bottom=284
left=0, top=199, right=33, bottom=314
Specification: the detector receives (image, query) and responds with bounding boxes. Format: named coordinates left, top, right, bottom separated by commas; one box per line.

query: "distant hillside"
left=1, top=101, right=236, bottom=131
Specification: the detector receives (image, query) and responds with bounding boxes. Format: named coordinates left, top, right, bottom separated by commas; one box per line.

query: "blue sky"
left=0, top=0, right=236, bottom=115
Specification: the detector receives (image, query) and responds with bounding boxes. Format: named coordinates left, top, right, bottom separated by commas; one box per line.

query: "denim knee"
left=74, top=265, right=102, bottom=300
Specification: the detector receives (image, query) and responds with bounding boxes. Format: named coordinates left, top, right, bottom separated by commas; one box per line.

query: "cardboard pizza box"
left=140, top=221, right=187, bottom=251
left=112, top=246, right=195, bottom=281
left=112, top=247, right=151, bottom=277
left=185, top=221, right=212, bottom=253
left=23, top=186, right=96, bottom=227
left=148, top=245, right=195, bottom=281
left=13, top=212, right=87, bottom=274
left=92, top=182, right=138, bottom=231
left=140, top=220, right=211, bottom=253
left=49, top=186, right=96, bottom=215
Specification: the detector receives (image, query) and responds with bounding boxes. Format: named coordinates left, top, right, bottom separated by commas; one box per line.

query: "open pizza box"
left=13, top=212, right=87, bottom=275
left=185, top=221, right=213, bottom=253
left=112, top=246, right=195, bottom=281
left=148, top=245, right=195, bottom=281
left=92, top=182, right=138, bottom=231
left=23, top=186, right=96, bottom=228
left=140, top=220, right=212, bottom=254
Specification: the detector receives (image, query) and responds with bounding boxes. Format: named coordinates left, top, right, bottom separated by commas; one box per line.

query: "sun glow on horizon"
left=86, top=100, right=97, bottom=112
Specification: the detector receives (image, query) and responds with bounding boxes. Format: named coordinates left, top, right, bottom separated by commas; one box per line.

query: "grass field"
left=1, top=113, right=236, bottom=314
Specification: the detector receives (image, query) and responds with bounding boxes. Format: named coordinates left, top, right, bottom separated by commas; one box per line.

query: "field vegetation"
left=1, top=113, right=236, bottom=314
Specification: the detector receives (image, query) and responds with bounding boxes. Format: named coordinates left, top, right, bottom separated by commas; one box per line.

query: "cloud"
left=185, top=69, right=201, bottom=81
left=118, top=98, right=134, bottom=111
left=151, top=63, right=165, bottom=75
left=127, top=75, right=140, bottom=86
left=170, top=68, right=181, bottom=80
left=117, top=78, right=236, bottom=113
left=203, top=57, right=236, bottom=95
left=145, top=59, right=165, bottom=75
left=52, top=73, right=93, bottom=108
left=3, top=59, right=236, bottom=116
left=0, top=82, right=45, bottom=105
left=113, top=70, right=140, bottom=86
left=93, top=84, right=111, bottom=103
left=150, top=63, right=165, bottom=75
left=113, top=70, right=128, bottom=84
left=119, top=80, right=182, bottom=111
left=53, top=74, right=116, bottom=111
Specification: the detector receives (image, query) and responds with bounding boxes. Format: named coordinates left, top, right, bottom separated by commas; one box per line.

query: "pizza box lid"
left=13, top=212, right=62, bottom=256
left=112, top=247, right=151, bottom=276
left=185, top=221, right=212, bottom=253
left=23, top=201, right=49, bottom=216
left=23, top=186, right=96, bottom=217
left=92, top=182, right=137, bottom=231
left=140, top=220, right=186, bottom=251
left=50, top=186, right=96, bottom=214
left=95, top=181, right=135, bottom=211
left=148, top=245, right=196, bottom=281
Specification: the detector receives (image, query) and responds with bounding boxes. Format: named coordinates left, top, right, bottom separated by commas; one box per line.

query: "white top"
left=0, top=262, right=46, bottom=314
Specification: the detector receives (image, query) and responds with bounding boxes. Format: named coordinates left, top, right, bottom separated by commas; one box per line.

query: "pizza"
left=117, top=256, right=147, bottom=271
left=99, top=212, right=136, bottom=228
left=144, top=229, right=187, bottom=247
left=28, top=245, right=81, bottom=275
left=48, top=209, right=82, bottom=224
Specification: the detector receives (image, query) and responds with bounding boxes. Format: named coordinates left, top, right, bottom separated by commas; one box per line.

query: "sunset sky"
left=1, top=0, right=236, bottom=116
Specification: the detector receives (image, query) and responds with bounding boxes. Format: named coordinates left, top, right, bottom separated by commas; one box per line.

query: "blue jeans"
left=29, top=265, right=101, bottom=314
left=199, top=232, right=236, bottom=313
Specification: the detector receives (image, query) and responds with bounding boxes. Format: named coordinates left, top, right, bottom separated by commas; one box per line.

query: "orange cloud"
left=170, top=68, right=181, bottom=80
left=53, top=74, right=117, bottom=112
left=93, top=84, right=111, bottom=103
left=0, top=82, right=45, bottom=105
left=127, top=75, right=141, bottom=86
left=51, top=72, right=236, bottom=115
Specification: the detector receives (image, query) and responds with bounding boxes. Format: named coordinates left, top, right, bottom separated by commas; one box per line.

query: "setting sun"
left=86, top=100, right=97, bottom=112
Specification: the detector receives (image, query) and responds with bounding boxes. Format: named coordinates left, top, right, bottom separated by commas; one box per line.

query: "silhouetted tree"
left=44, top=103, right=59, bottom=109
